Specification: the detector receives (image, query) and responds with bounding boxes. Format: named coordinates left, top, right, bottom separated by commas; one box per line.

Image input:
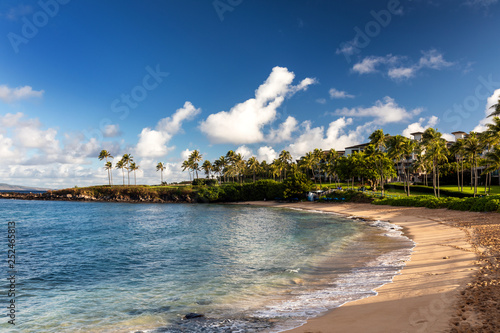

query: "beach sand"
left=235, top=201, right=500, bottom=332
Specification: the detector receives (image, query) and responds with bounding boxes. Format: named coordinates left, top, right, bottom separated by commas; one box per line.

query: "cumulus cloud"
left=473, top=88, right=500, bottom=132
left=267, top=116, right=298, bottom=142
left=401, top=116, right=439, bottom=138
left=354, top=50, right=455, bottom=81
left=0, top=85, right=44, bottom=103
left=200, top=66, right=316, bottom=144
left=286, top=117, right=367, bottom=159
left=335, top=97, right=422, bottom=125
left=235, top=145, right=253, bottom=159
left=257, top=146, right=278, bottom=162
left=136, top=101, right=201, bottom=158
left=329, top=88, right=355, bottom=99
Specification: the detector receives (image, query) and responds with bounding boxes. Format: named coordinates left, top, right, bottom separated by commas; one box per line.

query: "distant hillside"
left=0, top=183, right=51, bottom=191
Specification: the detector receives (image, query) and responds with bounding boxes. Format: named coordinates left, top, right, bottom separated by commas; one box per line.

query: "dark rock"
left=183, top=312, right=205, bottom=320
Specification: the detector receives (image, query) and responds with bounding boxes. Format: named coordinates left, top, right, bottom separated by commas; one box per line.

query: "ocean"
left=0, top=199, right=414, bottom=332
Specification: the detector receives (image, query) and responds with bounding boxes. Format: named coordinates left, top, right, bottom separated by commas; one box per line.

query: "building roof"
left=451, top=131, right=467, bottom=135
left=410, top=132, right=424, bottom=135
left=344, top=143, right=369, bottom=149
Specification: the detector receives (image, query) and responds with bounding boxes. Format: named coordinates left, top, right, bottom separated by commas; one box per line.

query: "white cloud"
left=103, top=124, right=121, bottom=137
left=329, top=88, right=355, bottom=99
left=402, top=116, right=439, bottom=138
left=157, top=101, right=201, bottom=134
left=257, top=146, right=278, bottom=162
left=235, top=145, right=253, bottom=159
left=352, top=56, right=389, bottom=74
left=286, top=118, right=366, bottom=159
left=335, top=97, right=422, bottom=125
left=0, top=85, right=44, bottom=103
left=418, top=49, right=454, bottom=70
left=200, top=66, right=316, bottom=144
left=353, top=50, right=454, bottom=81
left=181, top=149, right=193, bottom=161
left=316, top=98, right=327, bottom=104
left=267, top=116, right=298, bottom=142
left=388, top=67, right=416, bottom=80
left=136, top=101, right=201, bottom=158
left=473, top=88, right=500, bottom=132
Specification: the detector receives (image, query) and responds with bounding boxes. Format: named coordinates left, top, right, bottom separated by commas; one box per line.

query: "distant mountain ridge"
left=0, top=183, right=51, bottom=191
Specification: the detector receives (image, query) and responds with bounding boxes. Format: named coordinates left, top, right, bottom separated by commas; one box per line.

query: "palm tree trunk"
left=456, top=159, right=460, bottom=191
left=122, top=168, right=125, bottom=186
left=461, top=159, right=464, bottom=192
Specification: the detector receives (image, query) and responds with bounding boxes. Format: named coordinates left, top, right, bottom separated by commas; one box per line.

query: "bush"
left=373, top=194, right=500, bottom=213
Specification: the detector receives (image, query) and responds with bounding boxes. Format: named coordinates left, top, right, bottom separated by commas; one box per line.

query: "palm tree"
left=368, top=129, right=389, bottom=195
left=214, top=156, right=226, bottom=184
left=104, top=161, right=113, bottom=186
left=121, top=154, right=133, bottom=185
left=189, top=150, right=202, bottom=179
left=279, top=150, right=292, bottom=179
left=422, top=128, right=448, bottom=198
left=247, top=157, right=260, bottom=183
left=463, top=132, right=485, bottom=197
left=387, top=135, right=407, bottom=185
left=270, top=159, right=281, bottom=181
left=115, top=159, right=126, bottom=185
left=325, top=149, right=339, bottom=185
left=181, top=160, right=192, bottom=181
left=202, top=160, right=212, bottom=179
left=156, top=162, right=166, bottom=184
left=488, top=97, right=500, bottom=117
left=313, top=148, right=324, bottom=186
left=300, top=151, right=317, bottom=184
left=129, top=162, right=139, bottom=185
left=481, top=147, right=500, bottom=189
left=98, top=150, right=114, bottom=186
left=401, top=139, right=417, bottom=196
left=450, top=139, right=466, bottom=192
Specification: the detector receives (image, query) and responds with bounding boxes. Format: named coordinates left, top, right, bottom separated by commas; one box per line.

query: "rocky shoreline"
left=0, top=191, right=196, bottom=203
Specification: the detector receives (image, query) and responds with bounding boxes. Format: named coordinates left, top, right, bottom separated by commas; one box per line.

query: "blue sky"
left=1, top=0, right=500, bottom=188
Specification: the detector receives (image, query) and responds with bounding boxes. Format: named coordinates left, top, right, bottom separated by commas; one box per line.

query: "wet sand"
left=235, top=201, right=499, bottom=332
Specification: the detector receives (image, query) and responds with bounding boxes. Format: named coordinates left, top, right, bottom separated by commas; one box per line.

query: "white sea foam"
left=253, top=219, right=415, bottom=333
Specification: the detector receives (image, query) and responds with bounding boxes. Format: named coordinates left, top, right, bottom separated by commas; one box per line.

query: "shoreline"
left=234, top=201, right=481, bottom=332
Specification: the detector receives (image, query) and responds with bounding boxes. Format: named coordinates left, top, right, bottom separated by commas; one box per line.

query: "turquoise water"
left=0, top=200, right=413, bottom=332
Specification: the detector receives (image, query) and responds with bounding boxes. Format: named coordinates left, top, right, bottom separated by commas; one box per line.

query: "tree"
left=129, top=162, right=139, bottom=185
left=156, top=162, right=166, bottom=184
left=115, top=159, right=126, bottom=185
left=181, top=160, right=192, bottom=181
left=98, top=150, right=114, bottom=186
left=450, top=138, right=466, bottom=192
left=463, top=132, right=485, bottom=197
left=121, top=154, right=133, bottom=185
left=247, top=157, right=260, bottom=183
left=401, top=139, right=417, bottom=196
left=368, top=129, right=389, bottom=195
left=279, top=150, right=292, bottom=179
left=387, top=135, right=407, bottom=185
left=104, top=161, right=113, bottom=186
left=422, top=128, right=448, bottom=198
left=188, top=150, right=202, bottom=179
left=488, top=97, right=500, bottom=118
left=313, top=148, right=324, bottom=186
left=202, top=160, right=212, bottom=179
left=481, top=146, right=500, bottom=188
left=300, top=151, right=318, bottom=184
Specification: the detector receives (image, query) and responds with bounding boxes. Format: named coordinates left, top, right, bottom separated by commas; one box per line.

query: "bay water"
left=0, top=200, right=413, bottom=332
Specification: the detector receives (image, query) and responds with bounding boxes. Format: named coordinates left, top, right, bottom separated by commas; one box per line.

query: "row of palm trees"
left=98, top=99, right=500, bottom=194
left=98, top=151, right=140, bottom=186
left=181, top=119, right=500, bottom=198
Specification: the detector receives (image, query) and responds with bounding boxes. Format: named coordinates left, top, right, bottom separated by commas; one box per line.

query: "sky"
left=1, top=0, right=500, bottom=189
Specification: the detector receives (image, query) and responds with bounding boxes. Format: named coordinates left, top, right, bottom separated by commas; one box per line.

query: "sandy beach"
left=235, top=201, right=500, bottom=332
